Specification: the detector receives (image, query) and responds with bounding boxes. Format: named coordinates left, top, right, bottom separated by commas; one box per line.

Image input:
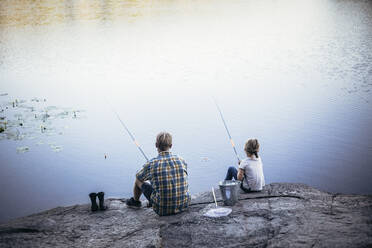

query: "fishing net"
left=204, top=207, right=232, bottom=218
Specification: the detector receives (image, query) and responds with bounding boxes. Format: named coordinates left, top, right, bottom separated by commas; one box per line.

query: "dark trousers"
left=141, top=182, right=153, bottom=203
left=225, top=166, right=238, bottom=180
left=224, top=166, right=253, bottom=193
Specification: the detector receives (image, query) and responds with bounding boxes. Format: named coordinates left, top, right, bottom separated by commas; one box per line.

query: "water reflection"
left=0, top=0, right=151, bottom=26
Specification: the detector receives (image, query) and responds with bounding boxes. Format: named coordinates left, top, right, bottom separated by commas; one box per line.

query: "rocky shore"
left=1, top=183, right=371, bottom=247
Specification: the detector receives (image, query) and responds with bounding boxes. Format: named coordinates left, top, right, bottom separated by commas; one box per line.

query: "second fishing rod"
left=214, top=99, right=254, bottom=193
left=214, top=99, right=241, bottom=164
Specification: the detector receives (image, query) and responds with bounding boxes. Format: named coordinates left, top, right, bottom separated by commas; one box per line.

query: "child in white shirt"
left=224, top=138, right=265, bottom=192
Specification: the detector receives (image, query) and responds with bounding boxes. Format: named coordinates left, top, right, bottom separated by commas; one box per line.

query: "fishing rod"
left=214, top=99, right=241, bottom=163
left=106, top=98, right=149, bottom=162
left=214, top=99, right=253, bottom=192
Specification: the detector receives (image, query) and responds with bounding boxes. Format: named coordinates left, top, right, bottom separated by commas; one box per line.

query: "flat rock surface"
left=1, top=183, right=371, bottom=247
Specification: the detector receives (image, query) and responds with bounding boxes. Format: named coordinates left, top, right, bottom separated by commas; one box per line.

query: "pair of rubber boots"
left=89, top=192, right=106, bottom=211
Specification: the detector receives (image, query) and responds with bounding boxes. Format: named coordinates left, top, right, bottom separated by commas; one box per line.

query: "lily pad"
left=45, top=106, right=58, bottom=111
left=1, top=94, right=84, bottom=153
left=14, top=113, right=23, bottom=119
left=50, top=144, right=63, bottom=152
left=31, top=97, right=45, bottom=102
left=16, top=146, right=29, bottom=154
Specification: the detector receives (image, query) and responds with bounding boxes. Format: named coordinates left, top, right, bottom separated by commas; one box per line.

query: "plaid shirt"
left=136, top=151, right=190, bottom=216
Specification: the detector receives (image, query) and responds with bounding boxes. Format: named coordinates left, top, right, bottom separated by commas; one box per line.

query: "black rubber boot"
left=97, top=192, right=107, bottom=211
left=89, top=193, right=98, bottom=211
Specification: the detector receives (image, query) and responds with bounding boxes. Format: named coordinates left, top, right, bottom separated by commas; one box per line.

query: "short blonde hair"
left=156, top=132, right=172, bottom=151
left=244, top=138, right=260, bottom=158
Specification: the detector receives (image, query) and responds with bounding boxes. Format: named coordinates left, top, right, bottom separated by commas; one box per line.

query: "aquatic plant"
left=0, top=93, right=85, bottom=153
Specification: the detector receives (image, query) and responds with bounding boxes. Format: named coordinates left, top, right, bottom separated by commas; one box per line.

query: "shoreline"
left=1, top=182, right=363, bottom=225
left=1, top=183, right=372, bottom=247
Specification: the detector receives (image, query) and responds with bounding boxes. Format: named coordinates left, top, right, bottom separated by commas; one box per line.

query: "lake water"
left=0, top=0, right=371, bottom=223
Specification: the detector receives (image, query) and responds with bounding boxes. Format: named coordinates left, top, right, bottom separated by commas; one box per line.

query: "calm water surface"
left=0, top=0, right=372, bottom=223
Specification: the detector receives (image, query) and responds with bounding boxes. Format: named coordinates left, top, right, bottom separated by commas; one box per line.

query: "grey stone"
left=0, top=183, right=371, bottom=247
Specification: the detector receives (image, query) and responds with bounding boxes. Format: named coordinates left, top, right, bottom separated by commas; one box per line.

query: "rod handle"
left=212, top=187, right=218, bottom=207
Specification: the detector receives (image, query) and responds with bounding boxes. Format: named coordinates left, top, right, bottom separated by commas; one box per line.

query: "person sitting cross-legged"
left=225, top=138, right=265, bottom=192
left=126, top=132, right=190, bottom=216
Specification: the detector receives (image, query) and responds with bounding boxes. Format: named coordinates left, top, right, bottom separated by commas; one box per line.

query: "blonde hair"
left=244, top=138, right=260, bottom=158
left=156, top=132, right=172, bottom=151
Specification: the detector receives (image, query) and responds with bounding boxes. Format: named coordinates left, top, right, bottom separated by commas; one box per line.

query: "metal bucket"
left=219, top=180, right=241, bottom=206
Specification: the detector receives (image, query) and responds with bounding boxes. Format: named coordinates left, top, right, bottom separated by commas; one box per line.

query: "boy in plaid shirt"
left=126, top=132, right=190, bottom=216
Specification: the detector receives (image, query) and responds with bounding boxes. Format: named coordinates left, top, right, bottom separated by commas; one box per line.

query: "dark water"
left=0, top=0, right=372, bottom=223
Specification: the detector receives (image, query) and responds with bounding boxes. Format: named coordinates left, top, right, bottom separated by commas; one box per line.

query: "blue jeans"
left=225, top=166, right=238, bottom=180
left=225, top=166, right=253, bottom=193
